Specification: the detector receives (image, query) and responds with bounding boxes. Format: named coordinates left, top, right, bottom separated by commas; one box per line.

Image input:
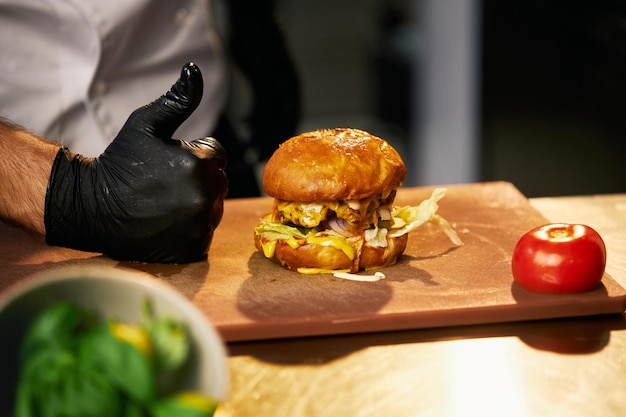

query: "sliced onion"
left=327, top=217, right=354, bottom=237
left=378, top=205, right=392, bottom=221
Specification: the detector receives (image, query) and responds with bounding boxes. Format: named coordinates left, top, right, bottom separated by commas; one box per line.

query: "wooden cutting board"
left=183, top=181, right=625, bottom=341
left=2, top=182, right=624, bottom=342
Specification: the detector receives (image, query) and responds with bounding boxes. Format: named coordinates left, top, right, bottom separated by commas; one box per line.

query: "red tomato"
left=511, top=223, right=606, bottom=294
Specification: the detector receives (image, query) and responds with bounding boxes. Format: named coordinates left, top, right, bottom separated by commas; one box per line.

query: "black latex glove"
left=226, top=0, right=300, bottom=161
left=44, top=63, right=228, bottom=263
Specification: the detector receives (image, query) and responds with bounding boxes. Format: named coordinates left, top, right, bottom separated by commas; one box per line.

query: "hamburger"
left=254, top=128, right=462, bottom=274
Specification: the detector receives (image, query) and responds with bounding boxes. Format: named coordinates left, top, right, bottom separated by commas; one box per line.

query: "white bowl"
left=0, top=266, right=228, bottom=412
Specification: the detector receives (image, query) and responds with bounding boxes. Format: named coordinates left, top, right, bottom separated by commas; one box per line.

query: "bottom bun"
left=359, top=234, right=408, bottom=270
left=254, top=233, right=408, bottom=273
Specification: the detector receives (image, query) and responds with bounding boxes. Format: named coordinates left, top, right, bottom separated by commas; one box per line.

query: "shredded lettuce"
left=256, top=188, right=463, bottom=247
left=389, top=188, right=463, bottom=246
left=254, top=222, right=308, bottom=240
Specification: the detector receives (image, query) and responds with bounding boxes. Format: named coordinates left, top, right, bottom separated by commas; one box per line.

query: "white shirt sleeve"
left=0, top=0, right=226, bottom=156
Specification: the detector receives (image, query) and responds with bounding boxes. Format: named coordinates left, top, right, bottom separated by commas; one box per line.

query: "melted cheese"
left=261, top=192, right=399, bottom=273
left=276, top=201, right=328, bottom=227
left=306, top=235, right=355, bottom=260
left=260, top=239, right=277, bottom=258
left=261, top=232, right=357, bottom=262
left=285, top=236, right=301, bottom=249
left=276, top=196, right=380, bottom=228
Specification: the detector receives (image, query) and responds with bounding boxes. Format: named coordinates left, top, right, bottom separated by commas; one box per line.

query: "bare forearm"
left=0, top=119, right=60, bottom=235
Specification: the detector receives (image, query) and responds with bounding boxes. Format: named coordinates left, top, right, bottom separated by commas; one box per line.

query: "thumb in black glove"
left=44, top=62, right=229, bottom=263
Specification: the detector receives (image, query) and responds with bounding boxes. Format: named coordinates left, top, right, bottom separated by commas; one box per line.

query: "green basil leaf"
left=142, top=300, right=189, bottom=375
left=15, top=345, right=121, bottom=417
left=79, top=322, right=156, bottom=404
left=19, top=302, right=91, bottom=361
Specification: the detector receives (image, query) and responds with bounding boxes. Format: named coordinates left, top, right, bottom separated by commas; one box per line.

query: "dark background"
left=481, top=0, right=626, bottom=196
left=276, top=0, right=626, bottom=197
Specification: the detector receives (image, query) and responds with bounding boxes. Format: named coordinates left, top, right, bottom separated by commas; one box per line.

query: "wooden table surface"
left=1, top=185, right=626, bottom=417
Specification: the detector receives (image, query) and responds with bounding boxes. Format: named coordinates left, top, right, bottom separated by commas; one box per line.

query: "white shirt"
left=0, top=0, right=226, bottom=156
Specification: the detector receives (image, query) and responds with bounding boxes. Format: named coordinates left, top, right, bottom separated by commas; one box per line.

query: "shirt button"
left=92, top=80, right=108, bottom=96
left=174, top=8, right=189, bottom=24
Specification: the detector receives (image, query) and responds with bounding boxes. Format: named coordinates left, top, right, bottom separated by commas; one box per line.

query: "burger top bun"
left=262, top=128, right=406, bottom=201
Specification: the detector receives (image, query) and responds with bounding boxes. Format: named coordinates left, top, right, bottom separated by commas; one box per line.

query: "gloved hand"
left=44, top=63, right=229, bottom=263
